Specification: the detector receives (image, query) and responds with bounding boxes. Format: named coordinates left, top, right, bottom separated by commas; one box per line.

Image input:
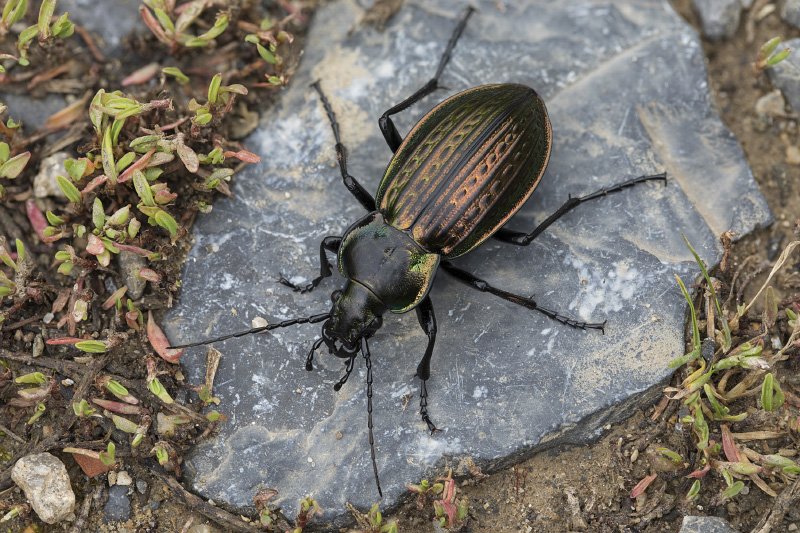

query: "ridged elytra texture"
left=378, top=84, right=551, bottom=258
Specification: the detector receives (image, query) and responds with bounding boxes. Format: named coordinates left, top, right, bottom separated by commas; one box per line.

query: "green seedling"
left=754, top=37, right=791, bottom=77
left=682, top=234, right=731, bottom=351
left=72, top=399, right=95, bottom=417
left=761, top=373, right=785, bottom=411
left=99, top=441, right=116, bottom=466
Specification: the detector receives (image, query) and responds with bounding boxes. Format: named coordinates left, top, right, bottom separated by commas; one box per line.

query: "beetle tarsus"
left=419, top=379, right=438, bottom=434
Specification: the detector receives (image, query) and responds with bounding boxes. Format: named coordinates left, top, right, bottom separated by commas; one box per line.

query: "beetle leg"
left=332, top=353, right=358, bottom=392
left=305, top=337, right=324, bottom=371
left=378, top=7, right=475, bottom=153
left=310, top=81, right=377, bottom=212
left=440, top=260, right=606, bottom=331
left=493, top=172, right=668, bottom=246
left=280, top=235, right=342, bottom=293
left=415, top=296, right=438, bottom=434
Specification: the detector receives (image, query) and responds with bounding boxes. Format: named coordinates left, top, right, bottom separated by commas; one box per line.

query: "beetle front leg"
left=378, top=7, right=475, bottom=153
left=280, top=236, right=342, bottom=293
left=311, top=82, right=377, bottom=212
left=440, top=261, right=606, bottom=331
left=493, top=172, right=667, bottom=246
left=415, top=296, right=438, bottom=434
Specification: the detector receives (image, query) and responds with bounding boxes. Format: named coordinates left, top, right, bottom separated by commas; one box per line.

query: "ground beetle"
left=170, top=7, right=667, bottom=496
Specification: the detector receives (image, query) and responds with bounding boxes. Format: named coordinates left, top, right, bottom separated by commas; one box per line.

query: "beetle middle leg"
left=415, top=296, right=438, bottom=433
left=279, top=235, right=341, bottom=293
left=493, top=172, right=667, bottom=246
left=440, top=260, right=606, bottom=331
left=311, top=81, right=376, bottom=212
left=378, top=6, right=475, bottom=153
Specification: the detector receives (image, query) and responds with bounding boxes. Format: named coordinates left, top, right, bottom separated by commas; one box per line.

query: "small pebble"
left=136, top=480, right=148, bottom=494
left=786, top=145, right=800, bottom=165
left=32, top=334, right=44, bottom=357
left=42, top=312, right=54, bottom=324
left=116, top=471, right=132, bottom=486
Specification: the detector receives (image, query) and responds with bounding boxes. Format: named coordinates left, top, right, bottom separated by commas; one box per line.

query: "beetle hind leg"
left=378, top=6, right=475, bottom=153
left=493, top=172, right=667, bottom=246
left=440, top=260, right=606, bottom=331
left=415, top=297, right=439, bottom=434
left=279, top=235, right=341, bottom=294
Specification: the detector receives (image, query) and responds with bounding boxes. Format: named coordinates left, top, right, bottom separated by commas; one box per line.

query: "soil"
left=1, top=1, right=800, bottom=532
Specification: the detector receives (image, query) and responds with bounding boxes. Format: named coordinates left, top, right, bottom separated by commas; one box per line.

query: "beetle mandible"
left=170, top=6, right=667, bottom=496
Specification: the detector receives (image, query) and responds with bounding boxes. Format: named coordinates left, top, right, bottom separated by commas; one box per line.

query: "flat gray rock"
left=691, top=0, right=742, bottom=41
left=164, top=0, right=772, bottom=526
left=680, top=515, right=741, bottom=533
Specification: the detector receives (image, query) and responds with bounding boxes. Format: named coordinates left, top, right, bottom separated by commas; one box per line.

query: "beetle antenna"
left=168, top=313, right=330, bottom=349
left=305, top=338, right=324, bottom=371
left=362, top=338, right=383, bottom=498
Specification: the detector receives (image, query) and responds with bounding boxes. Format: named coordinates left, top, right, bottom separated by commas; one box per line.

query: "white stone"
left=33, top=152, right=70, bottom=199
left=11, top=453, right=75, bottom=524
left=116, top=471, right=133, bottom=486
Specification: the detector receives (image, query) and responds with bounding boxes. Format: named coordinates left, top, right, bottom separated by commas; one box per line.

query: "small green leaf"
left=15, top=371, right=46, bottom=384
left=207, top=73, right=222, bottom=104
left=767, top=48, right=791, bottom=67
left=75, top=340, right=107, bottom=353
left=0, top=151, right=30, bottom=179
left=153, top=7, right=174, bottom=33
left=162, top=67, right=188, bottom=83
left=154, top=210, right=178, bottom=235
left=133, top=170, right=155, bottom=206
left=37, top=0, right=55, bottom=40
left=0, top=142, right=9, bottom=163
left=256, top=43, right=277, bottom=64
left=193, top=112, right=212, bottom=125
left=102, top=125, right=118, bottom=184
left=92, top=197, right=105, bottom=230
left=759, top=37, right=781, bottom=60
left=15, top=238, right=24, bottom=262
left=46, top=211, right=66, bottom=225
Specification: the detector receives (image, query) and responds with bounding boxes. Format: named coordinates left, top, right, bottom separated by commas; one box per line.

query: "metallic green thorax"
left=338, top=212, right=440, bottom=314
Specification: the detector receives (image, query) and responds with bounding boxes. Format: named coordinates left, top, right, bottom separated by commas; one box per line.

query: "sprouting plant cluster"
left=0, top=0, right=306, bottom=527
left=0, top=0, right=74, bottom=68
left=140, top=0, right=296, bottom=87
left=629, top=233, right=800, bottom=512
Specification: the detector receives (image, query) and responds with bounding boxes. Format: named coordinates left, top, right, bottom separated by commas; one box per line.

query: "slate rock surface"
left=679, top=515, right=741, bottom=533
left=691, top=0, right=742, bottom=40
left=164, top=0, right=773, bottom=526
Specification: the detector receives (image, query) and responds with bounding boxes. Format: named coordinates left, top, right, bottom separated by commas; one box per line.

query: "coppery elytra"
left=169, top=6, right=667, bottom=497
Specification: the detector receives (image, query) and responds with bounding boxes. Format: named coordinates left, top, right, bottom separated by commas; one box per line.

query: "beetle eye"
left=331, top=290, right=342, bottom=303
left=371, top=316, right=383, bottom=330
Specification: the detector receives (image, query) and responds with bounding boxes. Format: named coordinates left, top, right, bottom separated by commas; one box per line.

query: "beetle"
left=170, top=6, right=666, bottom=497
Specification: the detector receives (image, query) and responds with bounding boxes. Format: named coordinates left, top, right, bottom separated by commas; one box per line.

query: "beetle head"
left=322, top=281, right=385, bottom=358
